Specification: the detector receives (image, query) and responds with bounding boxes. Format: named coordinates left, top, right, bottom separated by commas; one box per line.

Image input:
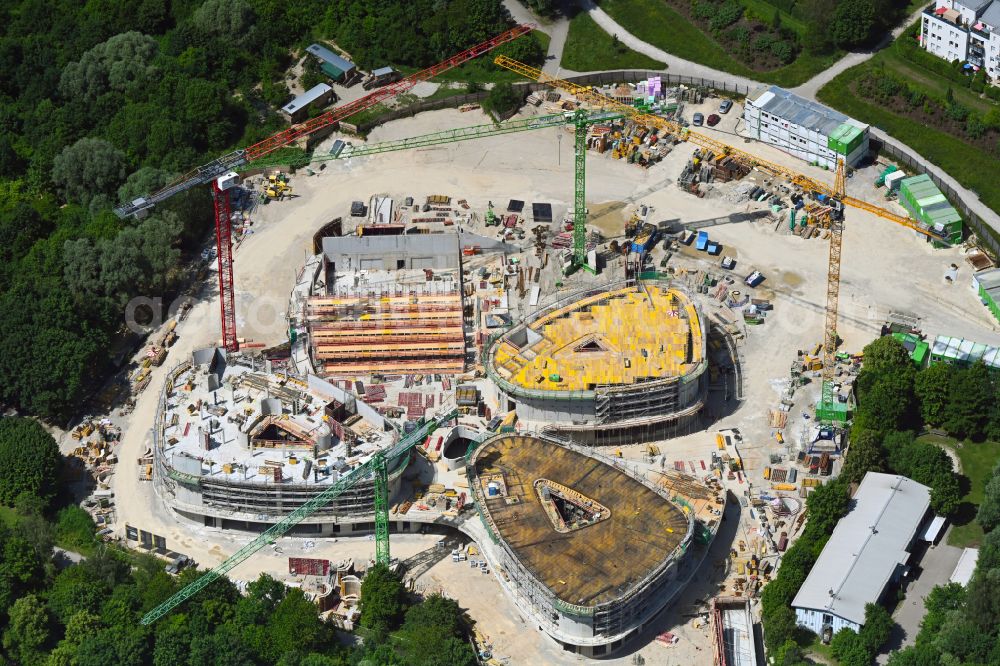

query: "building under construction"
left=152, top=347, right=406, bottom=534
left=468, top=433, right=724, bottom=656
left=485, top=280, right=708, bottom=444
left=304, top=234, right=466, bottom=377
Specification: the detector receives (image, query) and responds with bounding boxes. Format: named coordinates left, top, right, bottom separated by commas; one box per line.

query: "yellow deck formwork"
left=495, top=286, right=702, bottom=391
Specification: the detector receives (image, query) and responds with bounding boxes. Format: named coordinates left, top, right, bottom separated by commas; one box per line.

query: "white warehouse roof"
left=792, top=473, right=931, bottom=627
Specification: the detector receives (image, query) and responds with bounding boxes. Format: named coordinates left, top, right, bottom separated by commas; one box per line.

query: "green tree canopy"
left=841, top=429, right=886, bottom=484
left=915, top=362, right=954, bottom=426
left=359, top=564, right=406, bottom=634
left=51, top=137, right=130, bottom=207
left=0, top=417, right=61, bottom=507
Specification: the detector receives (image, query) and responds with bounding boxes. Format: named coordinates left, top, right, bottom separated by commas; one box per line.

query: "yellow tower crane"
left=492, top=56, right=949, bottom=420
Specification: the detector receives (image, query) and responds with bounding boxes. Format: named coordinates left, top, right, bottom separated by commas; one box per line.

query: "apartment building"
left=920, top=0, right=1000, bottom=82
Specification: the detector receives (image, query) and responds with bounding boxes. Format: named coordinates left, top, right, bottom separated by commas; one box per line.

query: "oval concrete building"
left=467, top=433, right=724, bottom=656
left=485, top=281, right=708, bottom=444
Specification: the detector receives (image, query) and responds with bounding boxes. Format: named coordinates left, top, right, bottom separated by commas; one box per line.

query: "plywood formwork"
left=499, top=286, right=702, bottom=391
left=307, top=289, right=465, bottom=376
left=474, top=435, right=689, bottom=607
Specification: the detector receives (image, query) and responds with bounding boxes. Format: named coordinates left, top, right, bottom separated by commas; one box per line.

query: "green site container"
left=320, top=62, right=345, bottom=81
left=815, top=398, right=849, bottom=423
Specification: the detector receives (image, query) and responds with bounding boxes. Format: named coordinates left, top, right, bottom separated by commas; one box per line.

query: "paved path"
left=581, top=0, right=761, bottom=89
left=577, top=0, right=1000, bottom=227
left=503, top=0, right=573, bottom=75
left=877, top=534, right=963, bottom=663
left=790, top=6, right=928, bottom=99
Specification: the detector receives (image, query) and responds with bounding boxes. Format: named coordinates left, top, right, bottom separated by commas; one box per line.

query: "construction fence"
left=872, top=135, right=1000, bottom=259
left=349, top=69, right=999, bottom=257
left=349, top=71, right=751, bottom=135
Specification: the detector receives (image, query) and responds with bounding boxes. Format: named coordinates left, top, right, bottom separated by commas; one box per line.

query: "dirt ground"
left=99, top=100, right=1000, bottom=665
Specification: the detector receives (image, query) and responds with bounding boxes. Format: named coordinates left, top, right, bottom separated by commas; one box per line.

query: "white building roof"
left=282, top=83, right=332, bottom=114
left=931, top=335, right=1000, bottom=368
left=950, top=547, right=979, bottom=586
left=791, top=473, right=931, bottom=626
left=746, top=85, right=866, bottom=136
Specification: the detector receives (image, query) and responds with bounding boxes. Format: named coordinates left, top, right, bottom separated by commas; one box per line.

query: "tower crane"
left=112, top=25, right=534, bottom=352
left=491, top=56, right=948, bottom=419
left=141, top=409, right=457, bottom=626
left=242, top=109, right=624, bottom=271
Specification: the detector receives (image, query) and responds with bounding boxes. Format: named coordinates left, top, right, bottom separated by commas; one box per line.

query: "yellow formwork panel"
left=506, top=287, right=701, bottom=391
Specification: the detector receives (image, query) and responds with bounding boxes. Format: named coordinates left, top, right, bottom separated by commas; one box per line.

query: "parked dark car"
left=719, top=99, right=733, bottom=114
left=707, top=114, right=721, bottom=127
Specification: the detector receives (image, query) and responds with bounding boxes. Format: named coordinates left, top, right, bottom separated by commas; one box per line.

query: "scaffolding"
left=306, top=289, right=465, bottom=376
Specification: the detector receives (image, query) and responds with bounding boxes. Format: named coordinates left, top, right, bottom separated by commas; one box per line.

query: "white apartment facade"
left=920, top=0, right=1000, bottom=82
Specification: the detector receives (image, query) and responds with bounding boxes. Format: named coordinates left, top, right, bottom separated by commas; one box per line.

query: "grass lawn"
left=917, top=433, right=1000, bottom=548
left=597, top=0, right=841, bottom=87
left=875, top=47, right=995, bottom=114
left=817, top=65, right=1000, bottom=216
left=561, top=12, right=667, bottom=71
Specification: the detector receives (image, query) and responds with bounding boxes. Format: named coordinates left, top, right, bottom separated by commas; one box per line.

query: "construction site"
left=486, top=283, right=708, bottom=444
left=84, top=24, right=1000, bottom=666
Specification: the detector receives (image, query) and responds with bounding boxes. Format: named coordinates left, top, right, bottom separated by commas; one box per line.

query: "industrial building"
left=281, top=83, right=335, bottom=124
left=920, top=0, right=1000, bottom=83
left=306, top=43, right=357, bottom=82
left=485, top=281, right=708, bottom=444
left=792, top=473, right=932, bottom=636
left=303, top=234, right=466, bottom=377
left=743, top=86, right=871, bottom=168
left=468, top=433, right=724, bottom=656
left=152, top=348, right=405, bottom=533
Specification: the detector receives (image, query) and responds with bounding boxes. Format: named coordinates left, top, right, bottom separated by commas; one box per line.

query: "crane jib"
left=113, top=24, right=534, bottom=219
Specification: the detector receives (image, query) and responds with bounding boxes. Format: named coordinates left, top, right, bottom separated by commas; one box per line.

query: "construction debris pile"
left=678, top=148, right=751, bottom=195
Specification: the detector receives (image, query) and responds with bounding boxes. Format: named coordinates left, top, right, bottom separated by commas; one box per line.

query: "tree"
left=0, top=417, right=62, bottom=507
left=860, top=603, right=894, bottom=653
left=48, top=565, right=112, bottom=624
left=831, top=628, right=871, bottom=666
left=265, top=588, right=331, bottom=660
left=58, top=32, right=159, bottom=103
left=483, top=82, right=524, bottom=121
left=829, top=0, right=877, bottom=48
left=3, top=594, right=49, bottom=664
left=359, top=564, right=406, bottom=633
left=55, top=506, right=98, bottom=552
left=943, top=363, right=994, bottom=440
left=915, top=362, right=954, bottom=426
left=978, top=473, right=1000, bottom=533
left=193, top=0, right=256, bottom=44
left=51, top=137, right=129, bottom=207
left=861, top=335, right=915, bottom=377
left=841, top=429, right=886, bottom=484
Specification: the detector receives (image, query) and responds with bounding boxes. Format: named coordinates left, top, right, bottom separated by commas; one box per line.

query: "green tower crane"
left=243, top=109, right=621, bottom=271
left=140, top=410, right=455, bottom=626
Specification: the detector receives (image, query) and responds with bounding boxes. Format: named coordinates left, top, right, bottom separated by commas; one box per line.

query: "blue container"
left=695, top=231, right=709, bottom=251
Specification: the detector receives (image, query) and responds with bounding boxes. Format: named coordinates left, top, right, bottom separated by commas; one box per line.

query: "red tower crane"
left=114, top=25, right=533, bottom=351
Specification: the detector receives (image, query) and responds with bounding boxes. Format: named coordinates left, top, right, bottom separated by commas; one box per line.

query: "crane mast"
left=112, top=26, right=534, bottom=351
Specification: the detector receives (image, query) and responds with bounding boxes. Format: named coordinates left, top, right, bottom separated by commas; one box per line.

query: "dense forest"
left=0, top=417, right=476, bottom=665
left=0, top=0, right=534, bottom=422
left=764, top=335, right=1000, bottom=665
